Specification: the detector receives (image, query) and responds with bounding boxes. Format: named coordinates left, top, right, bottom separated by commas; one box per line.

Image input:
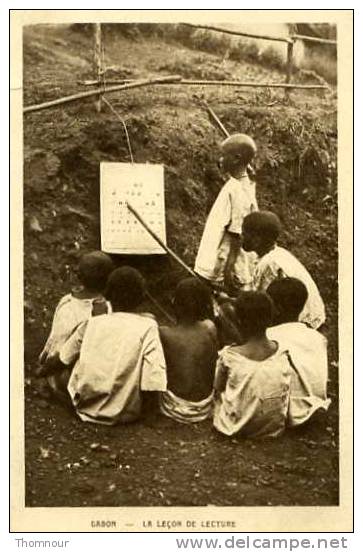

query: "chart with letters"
left=100, top=162, right=166, bottom=254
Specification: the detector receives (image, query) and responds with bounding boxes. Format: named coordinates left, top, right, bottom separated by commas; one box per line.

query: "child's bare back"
left=160, top=319, right=218, bottom=402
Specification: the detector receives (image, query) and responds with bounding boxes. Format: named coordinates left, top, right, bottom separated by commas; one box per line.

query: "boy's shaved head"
left=221, top=133, right=257, bottom=165
left=244, top=211, right=281, bottom=239
left=235, top=291, right=273, bottom=338
left=78, top=251, right=114, bottom=292
left=242, top=211, right=281, bottom=254
left=267, top=277, right=308, bottom=323
left=105, top=266, right=145, bottom=310
left=174, top=277, right=213, bottom=322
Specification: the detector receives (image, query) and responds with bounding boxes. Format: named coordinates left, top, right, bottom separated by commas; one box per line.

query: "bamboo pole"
left=79, top=78, right=328, bottom=90
left=181, top=22, right=291, bottom=43
left=126, top=202, right=198, bottom=280
left=94, top=23, right=102, bottom=113
left=291, top=34, right=337, bottom=45
left=202, top=100, right=229, bottom=138
left=127, top=202, right=243, bottom=340
left=23, top=75, right=182, bottom=114
left=144, top=290, right=175, bottom=324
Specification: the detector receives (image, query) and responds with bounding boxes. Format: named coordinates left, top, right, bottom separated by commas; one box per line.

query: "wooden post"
left=94, top=23, right=102, bottom=113
left=285, top=40, right=294, bottom=99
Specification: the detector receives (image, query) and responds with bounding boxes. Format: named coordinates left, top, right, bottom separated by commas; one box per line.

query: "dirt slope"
left=23, top=24, right=339, bottom=508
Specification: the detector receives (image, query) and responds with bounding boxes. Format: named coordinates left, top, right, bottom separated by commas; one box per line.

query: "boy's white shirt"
left=194, top=175, right=257, bottom=284
left=253, top=245, right=326, bottom=329
left=213, top=344, right=292, bottom=438
left=39, top=293, right=110, bottom=362
left=60, top=312, right=167, bottom=425
left=267, top=322, right=331, bottom=426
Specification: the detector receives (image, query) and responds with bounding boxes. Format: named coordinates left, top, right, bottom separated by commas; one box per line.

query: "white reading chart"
left=100, top=162, right=166, bottom=255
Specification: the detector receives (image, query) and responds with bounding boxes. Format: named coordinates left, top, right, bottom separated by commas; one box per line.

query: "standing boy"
left=194, top=134, right=258, bottom=294
left=242, top=211, right=326, bottom=329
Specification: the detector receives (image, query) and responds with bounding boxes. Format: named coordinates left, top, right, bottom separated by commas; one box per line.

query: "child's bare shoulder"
left=201, top=318, right=217, bottom=337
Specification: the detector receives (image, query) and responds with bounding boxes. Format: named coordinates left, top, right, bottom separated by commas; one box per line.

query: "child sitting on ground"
left=241, top=211, right=326, bottom=329
left=53, top=266, right=167, bottom=425
left=213, top=291, right=293, bottom=438
left=266, top=277, right=331, bottom=426
left=194, top=133, right=258, bottom=295
left=37, top=250, right=114, bottom=392
left=159, top=278, right=218, bottom=423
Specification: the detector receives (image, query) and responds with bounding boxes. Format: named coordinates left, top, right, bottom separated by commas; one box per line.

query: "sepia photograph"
left=10, top=9, right=353, bottom=532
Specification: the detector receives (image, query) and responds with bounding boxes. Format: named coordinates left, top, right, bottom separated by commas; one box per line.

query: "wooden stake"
left=285, top=41, right=295, bottom=99
left=94, top=23, right=102, bottom=113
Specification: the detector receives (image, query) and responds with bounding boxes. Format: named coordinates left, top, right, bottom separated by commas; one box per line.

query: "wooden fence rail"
left=292, top=34, right=337, bottom=45
left=23, top=75, right=182, bottom=114
left=181, top=22, right=291, bottom=43
left=79, top=78, right=328, bottom=90
left=23, top=23, right=335, bottom=115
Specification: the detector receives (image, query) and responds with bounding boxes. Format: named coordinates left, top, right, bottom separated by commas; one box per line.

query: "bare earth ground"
left=23, top=25, right=339, bottom=507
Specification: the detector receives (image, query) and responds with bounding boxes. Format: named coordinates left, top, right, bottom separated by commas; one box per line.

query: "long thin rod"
left=291, top=34, right=337, bottom=45
left=127, top=202, right=242, bottom=339
left=79, top=78, right=328, bottom=90
left=102, top=96, right=134, bottom=163
left=126, top=202, right=198, bottom=280
left=202, top=100, right=229, bottom=138
left=23, top=75, right=182, bottom=114
left=144, top=290, right=175, bottom=324
left=180, top=22, right=291, bottom=43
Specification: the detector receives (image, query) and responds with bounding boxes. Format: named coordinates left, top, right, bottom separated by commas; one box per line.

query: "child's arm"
left=35, top=353, right=68, bottom=377
left=224, top=232, right=241, bottom=294
left=58, top=320, right=88, bottom=367
left=140, top=324, right=167, bottom=392
left=214, top=299, right=242, bottom=347
left=214, top=354, right=229, bottom=398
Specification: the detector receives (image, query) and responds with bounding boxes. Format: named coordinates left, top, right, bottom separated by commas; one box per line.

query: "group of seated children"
left=38, top=243, right=330, bottom=437
left=37, top=132, right=330, bottom=438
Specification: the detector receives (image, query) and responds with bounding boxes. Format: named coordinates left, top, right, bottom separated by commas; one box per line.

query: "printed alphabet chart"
left=100, top=162, right=166, bottom=254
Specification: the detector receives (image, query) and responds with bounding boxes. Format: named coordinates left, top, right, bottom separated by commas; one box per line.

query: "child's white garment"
left=39, top=291, right=109, bottom=363
left=267, top=322, right=331, bottom=426
left=194, top=175, right=257, bottom=287
left=253, top=246, right=326, bottom=329
left=159, top=389, right=214, bottom=423
left=213, top=344, right=292, bottom=437
left=60, top=312, right=167, bottom=425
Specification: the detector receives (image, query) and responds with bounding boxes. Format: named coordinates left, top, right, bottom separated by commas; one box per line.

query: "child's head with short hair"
left=220, top=133, right=257, bottom=177
left=266, top=277, right=308, bottom=325
left=173, top=278, right=213, bottom=323
left=105, top=266, right=145, bottom=311
left=242, top=211, right=281, bottom=254
left=234, top=291, right=274, bottom=339
left=77, top=251, right=114, bottom=293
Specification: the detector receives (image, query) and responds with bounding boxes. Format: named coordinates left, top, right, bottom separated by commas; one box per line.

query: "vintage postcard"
left=10, top=9, right=353, bottom=532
